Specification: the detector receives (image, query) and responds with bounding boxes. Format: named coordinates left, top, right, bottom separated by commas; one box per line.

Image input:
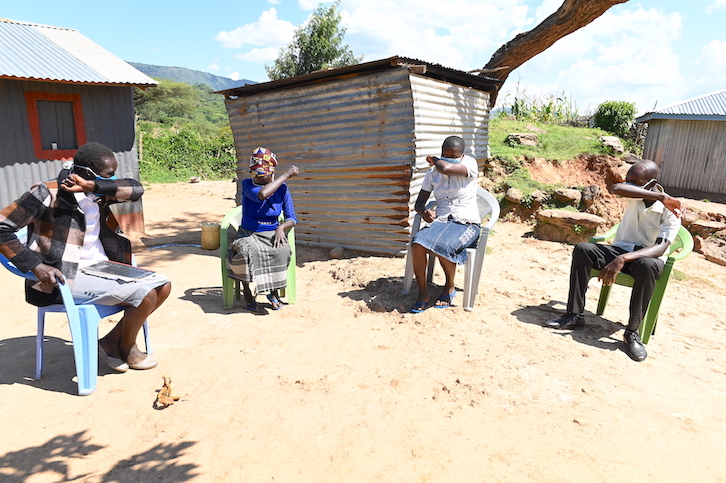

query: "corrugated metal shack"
left=0, top=18, right=157, bottom=229
left=217, top=56, right=501, bottom=256
left=636, top=89, right=726, bottom=202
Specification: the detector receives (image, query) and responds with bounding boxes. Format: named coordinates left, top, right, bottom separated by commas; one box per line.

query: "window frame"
left=24, top=91, right=87, bottom=160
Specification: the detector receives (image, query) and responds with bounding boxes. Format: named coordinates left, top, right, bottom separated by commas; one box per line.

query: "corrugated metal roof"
left=0, top=18, right=157, bottom=86
left=636, top=89, right=726, bottom=122
left=216, top=56, right=501, bottom=98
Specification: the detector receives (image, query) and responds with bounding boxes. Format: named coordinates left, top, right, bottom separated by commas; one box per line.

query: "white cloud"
left=229, top=72, right=240, bottom=81
left=267, top=0, right=281, bottom=4
left=235, top=47, right=280, bottom=64
left=706, top=0, right=726, bottom=13
left=208, top=63, right=219, bottom=71
left=298, top=0, right=321, bottom=10
left=692, top=40, right=726, bottom=88
left=215, top=8, right=296, bottom=49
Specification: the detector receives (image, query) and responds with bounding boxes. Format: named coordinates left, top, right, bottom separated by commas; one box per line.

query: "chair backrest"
left=0, top=227, right=37, bottom=280
left=475, top=187, right=500, bottom=230
left=668, top=225, right=694, bottom=262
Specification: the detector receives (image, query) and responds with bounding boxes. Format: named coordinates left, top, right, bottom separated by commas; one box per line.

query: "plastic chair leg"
left=596, top=285, right=613, bottom=315
left=402, top=244, right=415, bottom=295
left=35, top=309, right=47, bottom=380
left=462, top=247, right=486, bottom=311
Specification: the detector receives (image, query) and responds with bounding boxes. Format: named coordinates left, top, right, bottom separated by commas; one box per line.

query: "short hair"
left=442, top=136, right=465, bottom=153
left=74, top=142, right=115, bottom=173
left=631, top=159, right=660, bottom=180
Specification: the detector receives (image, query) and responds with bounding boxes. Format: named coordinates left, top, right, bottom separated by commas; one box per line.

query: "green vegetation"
left=134, top=80, right=236, bottom=183
left=129, top=62, right=252, bottom=91
left=593, top=100, right=636, bottom=138
left=672, top=269, right=689, bottom=281
left=266, top=0, right=362, bottom=81
left=489, top=119, right=612, bottom=160
left=498, top=83, right=581, bottom=124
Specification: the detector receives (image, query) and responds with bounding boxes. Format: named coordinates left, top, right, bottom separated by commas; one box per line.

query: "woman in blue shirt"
left=227, top=147, right=298, bottom=312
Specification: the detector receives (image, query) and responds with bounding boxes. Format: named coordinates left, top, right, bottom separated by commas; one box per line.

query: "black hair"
left=631, top=159, right=660, bottom=180
left=442, top=136, right=465, bottom=153
left=73, top=142, right=115, bottom=173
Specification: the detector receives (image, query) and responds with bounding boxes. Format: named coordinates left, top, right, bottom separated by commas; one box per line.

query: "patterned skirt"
left=412, top=217, right=480, bottom=265
left=226, top=228, right=291, bottom=293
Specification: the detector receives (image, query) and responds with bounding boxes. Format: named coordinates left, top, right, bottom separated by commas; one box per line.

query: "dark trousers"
left=567, top=243, right=665, bottom=331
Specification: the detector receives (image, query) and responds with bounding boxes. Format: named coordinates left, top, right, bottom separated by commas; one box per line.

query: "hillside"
left=128, top=62, right=256, bottom=91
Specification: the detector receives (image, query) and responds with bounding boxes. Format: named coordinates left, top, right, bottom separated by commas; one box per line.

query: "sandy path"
left=1, top=180, right=725, bottom=482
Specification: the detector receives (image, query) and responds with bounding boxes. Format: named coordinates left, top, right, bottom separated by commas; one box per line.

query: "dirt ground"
left=1, top=179, right=726, bottom=482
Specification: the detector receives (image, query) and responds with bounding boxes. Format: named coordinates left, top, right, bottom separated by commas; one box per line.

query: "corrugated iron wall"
left=225, top=69, right=416, bottom=256
left=224, top=68, right=492, bottom=256
left=0, top=79, right=140, bottom=207
left=643, top=119, right=726, bottom=195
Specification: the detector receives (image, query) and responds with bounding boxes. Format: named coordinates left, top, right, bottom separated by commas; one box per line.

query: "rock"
left=581, top=185, right=600, bottom=208
left=689, top=220, right=726, bottom=238
left=599, top=136, right=624, bottom=154
left=534, top=209, right=606, bottom=245
left=189, top=176, right=201, bottom=183
left=526, top=124, right=545, bottom=133
left=505, top=187, right=523, bottom=204
left=622, top=153, right=641, bottom=164
left=680, top=211, right=700, bottom=227
left=531, top=190, right=548, bottom=204
left=695, top=236, right=726, bottom=267
left=369, top=301, right=387, bottom=313
left=506, top=133, right=539, bottom=146
left=330, top=246, right=345, bottom=259
left=553, top=188, right=582, bottom=206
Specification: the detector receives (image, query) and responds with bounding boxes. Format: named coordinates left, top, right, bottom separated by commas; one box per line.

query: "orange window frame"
left=24, top=91, right=87, bottom=160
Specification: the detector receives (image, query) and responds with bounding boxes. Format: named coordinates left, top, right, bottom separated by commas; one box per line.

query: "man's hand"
left=426, top=155, right=439, bottom=167
left=60, top=174, right=96, bottom=193
left=598, top=255, right=625, bottom=286
left=31, top=263, right=65, bottom=287
left=662, top=195, right=685, bottom=218
left=273, top=226, right=288, bottom=248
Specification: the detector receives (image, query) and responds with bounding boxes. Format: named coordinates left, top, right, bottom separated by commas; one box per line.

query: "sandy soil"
left=1, top=179, right=725, bottom=482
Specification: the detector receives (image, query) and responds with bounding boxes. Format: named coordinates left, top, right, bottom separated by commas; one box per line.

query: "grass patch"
left=671, top=269, right=689, bottom=282
left=489, top=118, right=612, bottom=160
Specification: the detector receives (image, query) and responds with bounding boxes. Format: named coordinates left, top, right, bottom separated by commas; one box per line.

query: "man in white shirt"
left=544, top=159, right=684, bottom=362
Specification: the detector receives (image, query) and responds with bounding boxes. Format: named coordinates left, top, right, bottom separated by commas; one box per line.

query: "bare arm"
left=414, top=189, right=435, bottom=223
left=258, top=166, right=299, bottom=200
left=425, top=156, right=469, bottom=177
left=598, top=238, right=671, bottom=285
left=611, top=182, right=685, bottom=218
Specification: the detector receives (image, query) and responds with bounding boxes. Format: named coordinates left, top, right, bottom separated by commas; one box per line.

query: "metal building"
left=217, top=56, right=500, bottom=256
left=636, top=89, right=726, bottom=203
left=0, top=18, right=157, bottom=229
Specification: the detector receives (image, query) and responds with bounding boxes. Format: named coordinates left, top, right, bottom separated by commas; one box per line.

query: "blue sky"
left=4, top=0, right=725, bottom=115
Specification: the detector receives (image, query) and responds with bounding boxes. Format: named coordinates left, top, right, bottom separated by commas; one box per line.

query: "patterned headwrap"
left=249, top=147, right=277, bottom=177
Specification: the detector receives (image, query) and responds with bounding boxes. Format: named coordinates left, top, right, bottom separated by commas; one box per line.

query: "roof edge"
left=636, top=113, right=726, bottom=123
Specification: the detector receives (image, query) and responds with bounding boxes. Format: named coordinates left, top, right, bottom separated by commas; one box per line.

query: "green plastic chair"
left=220, top=205, right=297, bottom=310
left=589, top=224, right=693, bottom=344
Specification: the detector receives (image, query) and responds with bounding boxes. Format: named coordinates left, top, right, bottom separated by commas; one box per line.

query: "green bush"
left=593, top=101, right=636, bottom=138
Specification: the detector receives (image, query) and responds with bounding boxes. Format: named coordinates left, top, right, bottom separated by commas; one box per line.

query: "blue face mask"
left=96, top=175, right=117, bottom=180
left=440, top=156, right=463, bottom=164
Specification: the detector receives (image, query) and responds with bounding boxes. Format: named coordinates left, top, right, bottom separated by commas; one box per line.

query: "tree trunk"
left=479, top=0, right=629, bottom=105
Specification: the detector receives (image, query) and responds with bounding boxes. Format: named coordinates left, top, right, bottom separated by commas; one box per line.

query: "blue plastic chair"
left=0, top=228, right=151, bottom=395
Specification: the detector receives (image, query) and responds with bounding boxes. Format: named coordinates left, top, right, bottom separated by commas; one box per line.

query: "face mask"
left=440, top=156, right=463, bottom=164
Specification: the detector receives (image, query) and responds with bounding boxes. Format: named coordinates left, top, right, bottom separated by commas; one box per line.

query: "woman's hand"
left=60, top=174, right=96, bottom=193
left=421, top=208, right=436, bottom=223
left=284, top=165, right=299, bottom=179
left=31, top=263, right=66, bottom=287
left=273, top=226, right=288, bottom=248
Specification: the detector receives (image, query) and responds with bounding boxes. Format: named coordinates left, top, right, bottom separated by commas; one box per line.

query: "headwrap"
left=249, top=147, right=277, bottom=177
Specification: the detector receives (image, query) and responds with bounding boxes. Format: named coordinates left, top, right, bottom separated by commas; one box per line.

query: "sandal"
left=435, top=291, right=456, bottom=309
left=244, top=301, right=259, bottom=313
left=410, top=301, right=430, bottom=314
left=266, top=293, right=283, bottom=310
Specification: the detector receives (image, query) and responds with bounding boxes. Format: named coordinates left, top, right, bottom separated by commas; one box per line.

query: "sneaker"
left=624, top=330, right=647, bottom=362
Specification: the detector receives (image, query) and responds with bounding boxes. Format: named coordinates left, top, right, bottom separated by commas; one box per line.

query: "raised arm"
left=612, top=181, right=685, bottom=218
left=258, top=166, right=299, bottom=200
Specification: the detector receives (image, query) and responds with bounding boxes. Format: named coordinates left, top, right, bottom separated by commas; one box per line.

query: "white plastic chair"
left=0, top=227, right=151, bottom=395
left=402, top=187, right=500, bottom=311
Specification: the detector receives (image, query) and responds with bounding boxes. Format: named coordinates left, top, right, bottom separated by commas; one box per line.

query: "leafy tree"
left=134, top=80, right=198, bottom=123
left=593, top=100, right=636, bottom=138
left=265, top=0, right=363, bottom=81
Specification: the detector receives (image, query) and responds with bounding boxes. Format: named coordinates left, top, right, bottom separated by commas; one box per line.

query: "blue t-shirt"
left=240, top=178, right=298, bottom=232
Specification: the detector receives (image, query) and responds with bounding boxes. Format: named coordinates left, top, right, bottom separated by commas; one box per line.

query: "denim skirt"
left=411, top=217, right=480, bottom=264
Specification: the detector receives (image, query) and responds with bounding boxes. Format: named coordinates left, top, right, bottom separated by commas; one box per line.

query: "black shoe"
left=624, top=331, right=647, bottom=362
left=544, top=313, right=585, bottom=329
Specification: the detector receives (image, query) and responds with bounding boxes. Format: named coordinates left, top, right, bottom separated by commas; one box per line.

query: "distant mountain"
left=128, top=62, right=257, bottom=91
